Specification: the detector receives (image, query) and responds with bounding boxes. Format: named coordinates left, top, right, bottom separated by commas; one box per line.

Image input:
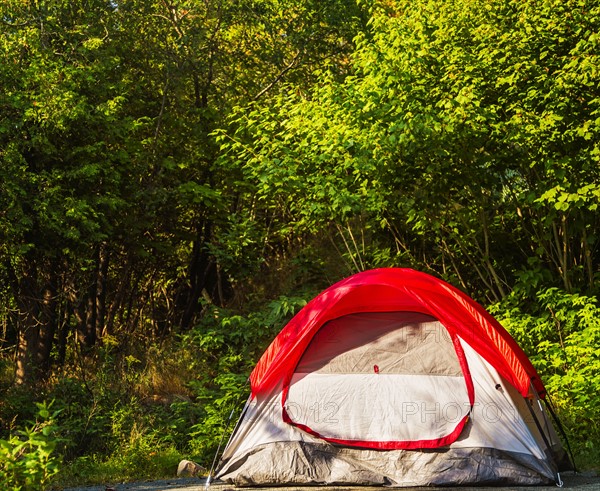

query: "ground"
left=59, top=473, right=600, bottom=491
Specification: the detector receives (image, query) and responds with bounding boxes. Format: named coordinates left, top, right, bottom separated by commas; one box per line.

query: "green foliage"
left=492, top=288, right=600, bottom=468
left=182, top=294, right=310, bottom=463
left=0, top=0, right=366, bottom=386
left=0, top=337, right=208, bottom=486
left=52, top=389, right=192, bottom=486
left=0, top=402, right=61, bottom=491
left=496, top=289, right=600, bottom=417
left=84, top=403, right=183, bottom=482
left=60, top=447, right=183, bottom=486
left=216, top=0, right=600, bottom=300
left=0, top=294, right=311, bottom=486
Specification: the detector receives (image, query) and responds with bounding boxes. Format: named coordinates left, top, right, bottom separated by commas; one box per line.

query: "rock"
left=177, top=459, right=205, bottom=477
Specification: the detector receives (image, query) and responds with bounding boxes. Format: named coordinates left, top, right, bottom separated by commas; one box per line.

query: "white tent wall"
left=458, top=340, right=548, bottom=460
left=216, top=313, right=559, bottom=486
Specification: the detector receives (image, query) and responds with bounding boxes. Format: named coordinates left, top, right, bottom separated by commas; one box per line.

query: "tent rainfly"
left=215, top=268, right=572, bottom=487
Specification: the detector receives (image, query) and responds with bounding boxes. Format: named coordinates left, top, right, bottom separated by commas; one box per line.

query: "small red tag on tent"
left=374, top=364, right=379, bottom=374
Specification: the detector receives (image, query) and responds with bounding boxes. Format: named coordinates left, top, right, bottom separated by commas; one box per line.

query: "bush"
left=0, top=402, right=61, bottom=491
left=182, top=294, right=310, bottom=466
left=492, top=288, right=600, bottom=469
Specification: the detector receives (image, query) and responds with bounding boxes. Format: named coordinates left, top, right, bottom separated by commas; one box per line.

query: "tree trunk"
left=178, top=220, right=232, bottom=330
left=56, top=304, right=70, bottom=369
left=179, top=232, right=214, bottom=330
left=79, top=245, right=109, bottom=350
left=37, top=275, right=57, bottom=374
left=14, top=271, right=41, bottom=385
left=96, top=243, right=109, bottom=340
left=14, top=263, right=60, bottom=384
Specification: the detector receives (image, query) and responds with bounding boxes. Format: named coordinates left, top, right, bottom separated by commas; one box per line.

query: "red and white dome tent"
left=214, top=268, right=572, bottom=486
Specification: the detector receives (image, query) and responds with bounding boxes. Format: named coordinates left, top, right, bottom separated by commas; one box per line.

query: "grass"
left=54, top=447, right=185, bottom=488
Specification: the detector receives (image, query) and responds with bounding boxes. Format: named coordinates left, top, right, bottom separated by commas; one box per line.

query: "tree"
left=0, top=0, right=366, bottom=384
left=215, top=0, right=600, bottom=301
left=1, top=0, right=140, bottom=383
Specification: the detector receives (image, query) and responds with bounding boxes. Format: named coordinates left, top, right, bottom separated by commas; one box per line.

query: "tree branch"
left=253, top=50, right=302, bottom=101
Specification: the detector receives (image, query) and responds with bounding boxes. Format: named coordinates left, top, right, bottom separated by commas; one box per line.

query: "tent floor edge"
left=217, top=441, right=556, bottom=487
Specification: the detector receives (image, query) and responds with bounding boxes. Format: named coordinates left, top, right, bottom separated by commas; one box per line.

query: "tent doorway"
left=285, top=312, right=473, bottom=449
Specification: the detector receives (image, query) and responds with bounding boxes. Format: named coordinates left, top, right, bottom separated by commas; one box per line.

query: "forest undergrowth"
left=1, top=286, right=599, bottom=490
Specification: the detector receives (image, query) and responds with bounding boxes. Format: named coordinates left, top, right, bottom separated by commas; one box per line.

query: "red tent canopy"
left=250, top=268, right=544, bottom=398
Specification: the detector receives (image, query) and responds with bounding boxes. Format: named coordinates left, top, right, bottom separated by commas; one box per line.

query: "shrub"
left=0, top=402, right=61, bottom=491
left=183, top=294, right=310, bottom=466
left=492, top=288, right=600, bottom=469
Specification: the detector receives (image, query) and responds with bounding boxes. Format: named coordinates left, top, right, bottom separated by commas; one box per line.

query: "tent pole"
left=205, top=378, right=250, bottom=490
left=543, top=393, right=578, bottom=473
left=526, top=383, right=564, bottom=487
left=205, top=406, right=236, bottom=489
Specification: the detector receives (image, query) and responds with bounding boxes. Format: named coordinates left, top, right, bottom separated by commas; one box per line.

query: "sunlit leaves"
left=494, top=289, right=600, bottom=440
left=216, top=0, right=600, bottom=296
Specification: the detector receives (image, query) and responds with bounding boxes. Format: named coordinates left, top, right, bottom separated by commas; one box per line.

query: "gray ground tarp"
left=217, top=441, right=556, bottom=487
